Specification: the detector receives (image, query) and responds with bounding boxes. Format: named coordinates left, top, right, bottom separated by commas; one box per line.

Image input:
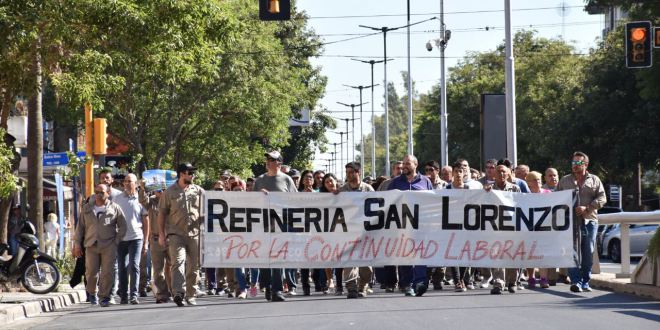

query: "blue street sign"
left=43, top=151, right=86, bottom=167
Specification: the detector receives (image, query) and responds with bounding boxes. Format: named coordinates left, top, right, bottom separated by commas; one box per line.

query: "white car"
left=601, top=223, right=659, bottom=263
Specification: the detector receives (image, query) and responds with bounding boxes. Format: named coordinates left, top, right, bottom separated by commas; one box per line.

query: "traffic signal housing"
left=259, top=0, right=290, bottom=21
left=625, top=21, right=652, bottom=68
left=93, top=118, right=107, bottom=155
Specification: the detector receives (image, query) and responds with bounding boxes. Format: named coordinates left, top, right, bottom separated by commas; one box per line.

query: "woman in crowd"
left=525, top=171, right=552, bottom=289
left=320, top=173, right=342, bottom=295
left=446, top=163, right=476, bottom=292
left=297, top=170, right=327, bottom=295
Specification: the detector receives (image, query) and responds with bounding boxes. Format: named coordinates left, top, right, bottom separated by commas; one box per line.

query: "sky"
left=296, top=0, right=606, bottom=177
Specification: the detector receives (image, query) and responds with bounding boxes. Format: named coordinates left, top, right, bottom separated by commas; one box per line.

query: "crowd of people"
left=72, top=150, right=606, bottom=307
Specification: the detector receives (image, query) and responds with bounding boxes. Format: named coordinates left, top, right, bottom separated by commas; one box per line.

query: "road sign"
left=609, top=185, right=621, bottom=202
left=43, top=151, right=86, bottom=167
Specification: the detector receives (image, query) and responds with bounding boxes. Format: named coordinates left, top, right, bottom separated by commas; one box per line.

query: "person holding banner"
left=320, top=173, right=343, bottom=295
left=339, top=162, right=375, bottom=299
left=447, top=161, right=476, bottom=293
left=387, top=155, right=433, bottom=297
left=376, top=161, right=403, bottom=293
left=298, top=170, right=327, bottom=296
left=525, top=171, right=552, bottom=289
left=158, top=163, right=205, bottom=307
left=253, top=150, right=298, bottom=302
left=424, top=160, right=449, bottom=291
left=556, top=152, right=606, bottom=293
left=485, top=164, right=521, bottom=295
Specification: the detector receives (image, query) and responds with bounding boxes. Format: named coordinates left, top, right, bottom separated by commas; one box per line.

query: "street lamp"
left=359, top=16, right=436, bottom=176
left=426, top=4, right=450, bottom=167
left=350, top=58, right=391, bottom=176
left=343, top=84, right=377, bottom=173
left=337, top=101, right=368, bottom=164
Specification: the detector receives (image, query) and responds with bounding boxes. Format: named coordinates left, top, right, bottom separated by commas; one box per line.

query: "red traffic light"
left=625, top=21, right=652, bottom=68
left=630, top=28, right=647, bottom=42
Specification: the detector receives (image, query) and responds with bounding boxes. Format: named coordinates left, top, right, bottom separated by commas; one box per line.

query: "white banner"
left=202, top=189, right=577, bottom=268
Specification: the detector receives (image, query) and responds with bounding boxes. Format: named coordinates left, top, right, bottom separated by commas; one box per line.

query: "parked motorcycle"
left=0, top=221, right=61, bottom=294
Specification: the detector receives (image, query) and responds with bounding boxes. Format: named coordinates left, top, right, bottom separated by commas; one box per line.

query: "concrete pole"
left=406, top=0, right=413, bottom=155
left=440, top=0, right=448, bottom=167
left=504, top=0, right=518, bottom=165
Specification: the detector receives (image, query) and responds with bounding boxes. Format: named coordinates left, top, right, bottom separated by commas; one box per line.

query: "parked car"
left=601, top=223, right=659, bottom=263
left=596, top=206, right=622, bottom=256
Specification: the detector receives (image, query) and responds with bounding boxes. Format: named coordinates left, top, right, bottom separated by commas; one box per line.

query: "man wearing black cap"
left=253, top=150, right=297, bottom=302
left=157, top=162, right=205, bottom=307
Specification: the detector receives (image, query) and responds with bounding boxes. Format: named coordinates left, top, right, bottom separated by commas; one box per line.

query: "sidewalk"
left=590, top=272, right=660, bottom=300
left=0, top=285, right=86, bottom=325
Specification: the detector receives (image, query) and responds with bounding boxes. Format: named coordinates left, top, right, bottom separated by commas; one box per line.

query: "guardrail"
left=597, top=210, right=660, bottom=278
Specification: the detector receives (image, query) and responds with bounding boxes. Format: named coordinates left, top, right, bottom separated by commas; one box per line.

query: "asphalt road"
left=14, top=283, right=660, bottom=330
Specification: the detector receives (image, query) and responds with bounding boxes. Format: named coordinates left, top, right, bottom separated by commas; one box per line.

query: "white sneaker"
left=287, top=289, right=297, bottom=296
left=186, top=297, right=197, bottom=305
left=480, top=281, right=490, bottom=289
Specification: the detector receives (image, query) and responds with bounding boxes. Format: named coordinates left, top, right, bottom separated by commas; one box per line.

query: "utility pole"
left=350, top=59, right=390, bottom=176
left=406, top=0, right=413, bottom=155
left=360, top=16, right=435, bottom=176
left=426, top=2, right=451, bottom=167
left=344, top=85, right=376, bottom=169
left=504, top=0, right=518, bottom=165
left=338, top=99, right=369, bottom=164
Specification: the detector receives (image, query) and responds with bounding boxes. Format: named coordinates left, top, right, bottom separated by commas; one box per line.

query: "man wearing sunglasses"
left=158, top=162, right=205, bottom=306
left=423, top=160, right=448, bottom=190
left=556, top=151, right=606, bottom=293
left=73, top=184, right=127, bottom=307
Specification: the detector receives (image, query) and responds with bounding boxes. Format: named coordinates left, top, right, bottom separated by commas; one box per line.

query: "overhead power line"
left=304, top=5, right=585, bottom=20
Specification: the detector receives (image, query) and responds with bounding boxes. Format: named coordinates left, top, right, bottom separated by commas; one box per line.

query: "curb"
left=0, top=290, right=86, bottom=325
left=590, top=276, right=660, bottom=301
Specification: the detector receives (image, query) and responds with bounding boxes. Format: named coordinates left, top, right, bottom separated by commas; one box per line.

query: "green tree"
left=415, top=31, right=586, bottom=171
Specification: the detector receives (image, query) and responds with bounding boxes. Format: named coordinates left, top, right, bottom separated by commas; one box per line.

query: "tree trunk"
left=0, top=132, right=21, bottom=244
left=27, top=37, right=45, bottom=250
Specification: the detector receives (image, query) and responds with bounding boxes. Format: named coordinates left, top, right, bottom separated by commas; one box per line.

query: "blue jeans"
left=398, top=265, right=428, bottom=289
left=235, top=268, right=247, bottom=291
left=569, top=220, right=597, bottom=286
left=118, top=239, right=143, bottom=299
left=284, top=268, right=297, bottom=290
left=249, top=268, right=259, bottom=286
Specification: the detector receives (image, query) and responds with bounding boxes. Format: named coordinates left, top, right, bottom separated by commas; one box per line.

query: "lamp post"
left=343, top=84, right=377, bottom=172
left=329, top=151, right=336, bottom=174
left=426, top=3, right=451, bottom=167
left=350, top=58, right=391, bottom=176
left=330, top=132, right=346, bottom=180
left=359, top=16, right=435, bottom=176
left=337, top=101, right=367, bottom=163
